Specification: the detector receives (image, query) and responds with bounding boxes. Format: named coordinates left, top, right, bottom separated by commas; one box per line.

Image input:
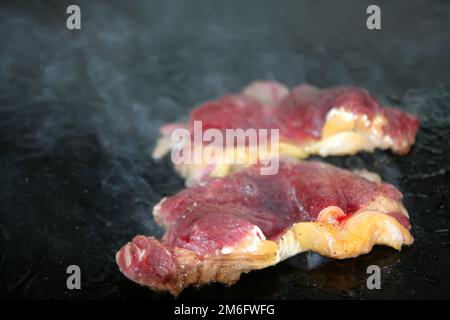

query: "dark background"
left=0, top=0, right=449, bottom=299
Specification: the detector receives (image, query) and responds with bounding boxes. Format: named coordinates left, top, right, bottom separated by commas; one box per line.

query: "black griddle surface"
left=1, top=0, right=450, bottom=299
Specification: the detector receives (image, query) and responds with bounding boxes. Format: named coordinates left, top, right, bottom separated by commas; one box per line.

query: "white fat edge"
left=242, top=81, right=290, bottom=107
left=124, top=245, right=132, bottom=268
left=152, top=135, right=175, bottom=159
left=135, top=246, right=145, bottom=262
left=375, top=218, right=406, bottom=246
left=353, top=170, right=381, bottom=183
left=387, top=221, right=406, bottom=243
left=275, top=228, right=303, bottom=262
left=366, top=131, right=393, bottom=151
left=325, top=107, right=370, bottom=126
left=398, top=205, right=410, bottom=218
left=381, top=134, right=395, bottom=149
left=312, top=129, right=394, bottom=157
left=387, top=221, right=405, bottom=243
left=152, top=197, right=167, bottom=221
left=312, top=132, right=371, bottom=156
left=220, top=225, right=267, bottom=255
left=350, top=211, right=409, bottom=246
left=320, top=108, right=395, bottom=155
left=360, top=194, right=410, bottom=219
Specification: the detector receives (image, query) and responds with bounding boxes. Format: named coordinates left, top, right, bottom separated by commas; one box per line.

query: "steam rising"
left=0, top=0, right=449, bottom=298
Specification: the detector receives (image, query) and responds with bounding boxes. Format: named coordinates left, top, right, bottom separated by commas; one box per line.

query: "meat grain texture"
left=117, top=160, right=413, bottom=295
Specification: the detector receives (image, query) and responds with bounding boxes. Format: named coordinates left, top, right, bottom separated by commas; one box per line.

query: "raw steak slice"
left=153, top=81, right=419, bottom=185
left=116, top=159, right=413, bottom=295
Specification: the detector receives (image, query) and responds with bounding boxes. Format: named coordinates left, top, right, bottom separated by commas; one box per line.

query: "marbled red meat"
left=157, top=161, right=409, bottom=243
left=152, top=82, right=420, bottom=185
left=116, top=160, right=413, bottom=295
left=187, top=82, right=419, bottom=152
left=272, top=85, right=383, bottom=141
